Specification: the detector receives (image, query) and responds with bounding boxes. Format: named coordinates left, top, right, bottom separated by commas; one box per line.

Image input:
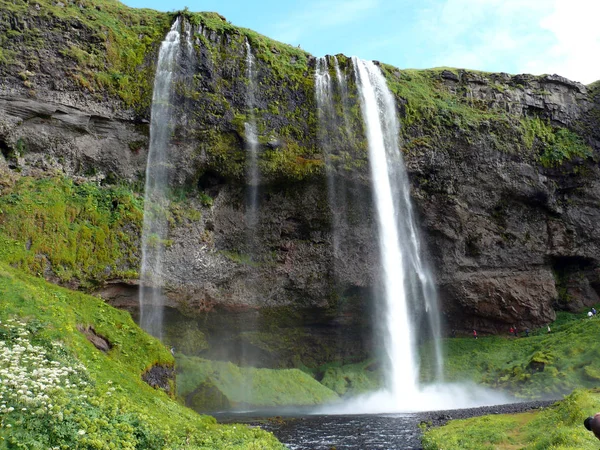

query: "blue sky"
left=121, top=0, right=599, bottom=84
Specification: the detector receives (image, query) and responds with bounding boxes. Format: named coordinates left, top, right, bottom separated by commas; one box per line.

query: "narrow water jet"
left=139, top=18, right=181, bottom=339
left=352, top=57, right=444, bottom=403
left=239, top=40, right=261, bottom=406
left=315, top=57, right=344, bottom=266
left=332, top=56, right=353, bottom=140
left=183, top=20, right=194, bottom=57
left=244, top=41, right=260, bottom=236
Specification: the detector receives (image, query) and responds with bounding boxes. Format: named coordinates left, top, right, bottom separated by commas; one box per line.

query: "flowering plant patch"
left=0, top=318, right=153, bottom=449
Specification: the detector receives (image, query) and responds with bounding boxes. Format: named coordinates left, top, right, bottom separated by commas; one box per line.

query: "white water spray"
left=139, top=18, right=181, bottom=339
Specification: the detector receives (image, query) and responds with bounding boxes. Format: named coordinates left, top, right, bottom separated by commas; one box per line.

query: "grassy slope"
left=0, top=174, right=143, bottom=287
left=420, top=311, right=600, bottom=399
left=0, top=261, right=283, bottom=449
left=422, top=389, right=600, bottom=450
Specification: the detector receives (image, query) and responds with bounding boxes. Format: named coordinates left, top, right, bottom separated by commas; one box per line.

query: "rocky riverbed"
left=217, top=399, right=560, bottom=449
left=418, top=399, right=559, bottom=427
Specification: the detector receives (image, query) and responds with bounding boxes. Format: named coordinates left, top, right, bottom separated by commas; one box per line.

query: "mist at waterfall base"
left=315, top=382, right=514, bottom=415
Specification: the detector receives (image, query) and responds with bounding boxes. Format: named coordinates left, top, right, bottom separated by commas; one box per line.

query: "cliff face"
left=1, top=0, right=599, bottom=366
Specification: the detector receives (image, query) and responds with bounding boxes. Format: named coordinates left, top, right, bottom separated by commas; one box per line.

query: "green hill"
left=420, top=312, right=600, bottom=399
left=0, top=261, right=283, bottom=449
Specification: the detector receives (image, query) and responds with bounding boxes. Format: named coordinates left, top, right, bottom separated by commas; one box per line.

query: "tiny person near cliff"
left=473, top=329, right=477, bottom=339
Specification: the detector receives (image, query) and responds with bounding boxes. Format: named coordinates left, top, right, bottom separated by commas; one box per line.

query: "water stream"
left=138, top=18, right=181, bottom=339
left=352, top=57, right=444, bottom=405
left=244, top=41, right=260, bottom=236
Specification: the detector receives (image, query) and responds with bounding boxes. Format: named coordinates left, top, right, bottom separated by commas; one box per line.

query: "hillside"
left=0, top=261, right=283, bottom=448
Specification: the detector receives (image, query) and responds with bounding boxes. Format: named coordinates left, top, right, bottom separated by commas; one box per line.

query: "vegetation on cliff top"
left=0, top=0, right=172, bottom=111
left=2, top=0, right=593, bottom=183
left=0, top=261, right=283, bottom=448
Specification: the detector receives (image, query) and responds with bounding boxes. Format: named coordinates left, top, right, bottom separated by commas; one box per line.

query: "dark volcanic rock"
left=142, top=364, right=175, bottom=394
left=77, top=324, right=111, bottom=352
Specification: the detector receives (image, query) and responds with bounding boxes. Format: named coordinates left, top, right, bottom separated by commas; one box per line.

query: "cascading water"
left=332, top=56, right=353, bottom=140
left=314, top=58, right=335, bottom=195
left=352, top=57, right=444, bottom=403
left=244, top=41, right=260, bottom=233
left=315, top=57, right=347, bottom=271
left=139, top=18, right=181, bottom=339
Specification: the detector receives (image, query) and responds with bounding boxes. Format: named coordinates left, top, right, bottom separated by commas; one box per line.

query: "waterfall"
left=332, top=56, right=353, bottom=141
left=315, top=57, right=345, bottom=264
left=244, top=41, right=260, bottom=233
left=183, top=20, right=194, bottom=57
left=352, top=57, right=443, bottom=401
left=139, top=18, right=181, bottom=339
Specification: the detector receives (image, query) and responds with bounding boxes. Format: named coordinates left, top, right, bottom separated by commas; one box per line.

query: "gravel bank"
left=418, top=399, right=560, bottom=427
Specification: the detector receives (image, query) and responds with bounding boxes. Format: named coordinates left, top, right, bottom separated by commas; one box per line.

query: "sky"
left=121, top=0, right=600, bottom=84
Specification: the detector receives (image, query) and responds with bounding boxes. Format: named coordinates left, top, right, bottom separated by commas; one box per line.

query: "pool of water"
left=218, top=413, right=424, bottom=450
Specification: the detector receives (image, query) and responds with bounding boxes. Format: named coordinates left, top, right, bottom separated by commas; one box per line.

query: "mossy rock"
left=176, top=355, right=339, bottom=410
left=186, top=380, right=231, bottom=411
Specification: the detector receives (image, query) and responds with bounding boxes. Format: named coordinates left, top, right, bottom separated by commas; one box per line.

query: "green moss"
left=520, top=117, right=593, bottom=167
left=0, top=175, right=142, bottom=287
left=220, top=250, right=259, bottom=267
left=261, top=140, right=324, bottom=182
left=0, top=262, right=284, bottom=448
left=177, top=355, right=339, bottom=409
left=381, top=66, right=508, bottom=133
left=182, top=11, right=310, bottom=83
left=0, top=0, right=172, bottom=111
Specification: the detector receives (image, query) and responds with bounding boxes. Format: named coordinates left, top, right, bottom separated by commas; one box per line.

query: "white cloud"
left=271, top=0, right=379, bottom=45
left=415, top=0, right=599, bottom=84
left=530, top=0, right=600, bottom=83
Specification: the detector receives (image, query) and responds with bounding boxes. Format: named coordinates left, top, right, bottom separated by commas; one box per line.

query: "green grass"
left=0, top=175, right=142, bottom=287
left=0, top=261, right=284, bottom=448
left=422, top=389, right=600, bottom=450
left=381, top=65, right=510, bottom=132
left=421, top=311, right=600, bottom=399
left=177, top=355, right=339, bottom=410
